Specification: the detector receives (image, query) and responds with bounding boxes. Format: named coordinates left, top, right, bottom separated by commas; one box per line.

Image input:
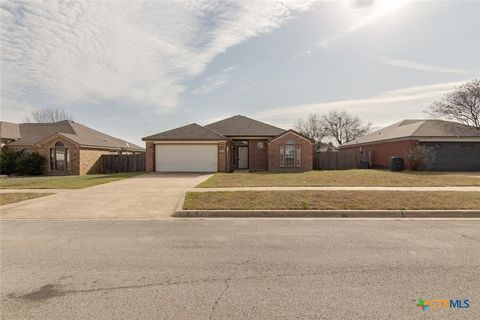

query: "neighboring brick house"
left=143, top=115, right=314, bottom=172
left=0, top=120, right=144, bottom=175
left=340, top=119, right=480, bottom=171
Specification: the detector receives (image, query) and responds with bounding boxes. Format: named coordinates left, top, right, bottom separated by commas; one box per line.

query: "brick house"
left=142, top=115, right=313, bottom=172
left=0, top=120, right=144, bottom=175
left=339, top=119, right=480, bottom=171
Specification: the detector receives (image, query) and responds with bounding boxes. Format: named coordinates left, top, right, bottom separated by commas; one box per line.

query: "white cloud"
left=379, top=57, right=472, bottom=74
left=346, top=0, right=411, bottom=32
left=1, top=0, right=315, bottom=115
left=319, top=0, right=411, bottom=48
left=292, top=49, right=312, bottom=58
left=191, top=66, right=238, bottom=95
left=254, top=80, right=465, bottom=128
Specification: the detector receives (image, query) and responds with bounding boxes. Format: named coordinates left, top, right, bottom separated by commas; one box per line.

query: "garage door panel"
left=420, top=142, right=480, bottom=171
left=155, top=144, right=217, bottom=172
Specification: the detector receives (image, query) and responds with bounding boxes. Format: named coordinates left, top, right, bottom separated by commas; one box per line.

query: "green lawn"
left=184, top=191, right=480, bottom=210
left=0, top=172, right=143, bottom=189
left=197, top=170, right=480, bottom=188
left=0, top=193, right=53, bottom=206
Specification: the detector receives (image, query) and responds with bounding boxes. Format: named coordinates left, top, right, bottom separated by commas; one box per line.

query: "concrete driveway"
left=0, top=173, right=211, bottom=219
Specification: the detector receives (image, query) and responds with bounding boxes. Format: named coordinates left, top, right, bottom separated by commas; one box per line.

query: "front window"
left=55, top=142, right=65, bottom=170
left=285, top=145, right=296, bottom=167
left=50, top=142, right=69, bottom=171
left=280, top=139, right=301, bottom=168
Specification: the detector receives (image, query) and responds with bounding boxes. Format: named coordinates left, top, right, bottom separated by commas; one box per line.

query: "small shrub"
left=408, top=145, right=436, bottom=171
left=15, top=153, right=46, bottom=175
left=0, top=150, right=19, bottom=175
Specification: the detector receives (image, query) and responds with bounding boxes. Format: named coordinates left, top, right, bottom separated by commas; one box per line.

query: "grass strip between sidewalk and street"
left=197, top=170, right=480, bottom=188
left=0, top=172, right=143, bottom=189
left=183, top=191, right=480, bottom=210
left=0, top=193, right=53, bottom=206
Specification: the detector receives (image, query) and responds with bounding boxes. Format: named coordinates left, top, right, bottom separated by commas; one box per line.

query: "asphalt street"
left=1, top=219, right=479, bottom=319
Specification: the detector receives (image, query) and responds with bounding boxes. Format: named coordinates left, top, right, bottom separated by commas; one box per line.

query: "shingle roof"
left=142, top=123, right=226, bottom=141
left=205, top=115, right=285, bottom=136
left=2, top=120, right=144, bottom=151
left=342, top=119, right=480, bottom=147
left=0, top=121, right=21, bottom=140
left=66, top=121, right=144, bottom=151
left=269, top=129, right=315, bottom=143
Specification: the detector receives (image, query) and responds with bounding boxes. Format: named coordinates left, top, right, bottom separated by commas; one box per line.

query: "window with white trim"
left=285, top=145, right=295, bottom=167
left=279, top=139, right=302, bottom=168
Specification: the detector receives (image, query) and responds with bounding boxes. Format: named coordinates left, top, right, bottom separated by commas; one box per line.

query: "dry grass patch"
left=184, top=191, right=480, bottom=210
left=197, top=170, right=480, bottom=188
left=0, top=193, right=52, bottom=206
left=0, top=172, right=143, bottom=189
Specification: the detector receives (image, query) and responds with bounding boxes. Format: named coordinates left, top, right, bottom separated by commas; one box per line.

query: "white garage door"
left=155, top=144, right=218, bottom=172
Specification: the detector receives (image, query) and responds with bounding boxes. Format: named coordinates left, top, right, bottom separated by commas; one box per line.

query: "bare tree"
left=25, top=107, right=74, bottom=123
left=426, top=78, right=480, bottom=130
left=408, top=144, right=436, bottom=171
left=321, top=110, right=371, bottom=145
left=294, top=113, right=326, bottom=142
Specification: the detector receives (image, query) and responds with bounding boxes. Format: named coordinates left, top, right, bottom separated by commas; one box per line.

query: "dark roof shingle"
left=0, top=121, right=21, bottom=140
left=342, top=119, right=480, bottom=147
left=142, top=123, right=226, bottom=141
left=205, top=115, right=285, bottom=136
left=2, top=120, right=144, bottom=151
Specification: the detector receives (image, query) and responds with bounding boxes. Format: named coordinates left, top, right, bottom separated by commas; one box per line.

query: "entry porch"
left=229, top=139, right=268, bottom=171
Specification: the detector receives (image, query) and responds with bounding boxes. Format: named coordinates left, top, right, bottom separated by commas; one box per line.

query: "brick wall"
left=268, top=132, right=313, bottom=171
left=6, top=140, right=135, bottom=175
left=341, top=140, right=417, bottom=169
left=79, top=148, right=117, bottom=175
left=145, top=142, right=155, bottom=172
left=248, top=139, right=268, bottom=171
left=37, top=139, right=80, bottom=175
left=226, top=141, right=232, bottom=172
left=217, top=141, right=227, bottom=172
left=7, top=139, right=80, bottom=175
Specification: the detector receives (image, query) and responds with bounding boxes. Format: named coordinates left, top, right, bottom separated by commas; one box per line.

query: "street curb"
left=173, top=210, right=480, bottom=218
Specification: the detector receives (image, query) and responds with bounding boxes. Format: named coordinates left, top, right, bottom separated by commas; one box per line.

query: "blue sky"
left=1, top=0, right=479, bottom=146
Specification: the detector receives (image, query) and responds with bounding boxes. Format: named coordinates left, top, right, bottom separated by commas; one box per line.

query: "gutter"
left=173, top=210, right=480, bottom=218
left=77, top=144, right=145, bottom=152
left=339, top=136, right=480, bottom=148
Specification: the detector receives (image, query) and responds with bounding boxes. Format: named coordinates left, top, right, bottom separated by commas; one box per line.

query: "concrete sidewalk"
left=0, top=189, right=72, bottom=194
left=191, top=186, right=480, bottom=192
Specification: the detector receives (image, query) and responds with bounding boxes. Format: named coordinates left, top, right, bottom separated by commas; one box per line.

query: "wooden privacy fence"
left=101, top=153, right=145, bottom=173
left=314, top=150, right=372, bottom=170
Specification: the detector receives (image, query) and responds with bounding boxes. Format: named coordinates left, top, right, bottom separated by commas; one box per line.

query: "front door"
left=238, top=147, right=248, bottom=169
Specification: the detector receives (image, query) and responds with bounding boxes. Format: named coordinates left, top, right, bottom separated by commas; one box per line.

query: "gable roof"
left=0, top=121, right=21, bottom=140
left=341, top=119, right=480, bottom=147
left=205, top=115, right=285, bottom=137
left=269, top=129, right=315, bottom=144
left=2, top=120, right=144, bottom=151
left=142, top=123, right=226, bottom=141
